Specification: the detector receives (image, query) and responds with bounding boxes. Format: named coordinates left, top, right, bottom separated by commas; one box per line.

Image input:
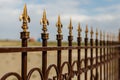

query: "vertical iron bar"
left=118, top=30, right=120, bottom=80
left=95, top=36, right=98, bottom=80
left=90, top=27, right=93, bottom=80
left=40, top=10, right=49, bottom=80
left=84, top=25, right=88, bottom=80
left=113, top=41, right=115, bottom=80
left=111, top=39, right=113, bottom=80
left=110, top=41, right=111, bottom=80
left=90, top=38, right=93, bottom=80
left=94, top=29, right=99, bottom=80
left=68, top=35, right=73, bottom=80
left=21, top=32, right=29, bottom=80
left=106, top=35, right=109, bottom=80
left=100, top=34, right=102, bottom=80
left=68, top=19, right=73, bottom=80
left=57, top=35, right=62, bottom=79
left=103, top=33, right=106, bottom=80
left=41, top=33, right=48, bottom=80
left=77, top=36, right=81, bottom=80
left=85, top=37, right=88, bottom=80
left=77, top=22, right=82, bottom=80
left=56, top=15, right=63, bottom=79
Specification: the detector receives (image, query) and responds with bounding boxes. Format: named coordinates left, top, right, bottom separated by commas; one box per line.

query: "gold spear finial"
left=19, top=4, right=30, bottom=32
left=111, top=33, right=113, bottom=41
left=103, top=31, right=105, bottom=40
left=119, top=29, right=120, bottom=34
left=110, top=33, right=112, bottom=41
left=90, top=27, right=94, bottom=38
left=77, top=22, right=82, bottom=37
left=85, top=24, right=88, bottom=33
left=100, top=30, right=102, bottom=40
left=68, top=18, right=73, bottom=36
left=107, top=32, right=109, bottom=41
left=110, top=33, right=113, bottom=41
left=112, top=33, right=115, bottom=41
left=56, top=15, right=63, bottom=35
left=40, top=9, right=49, bottom=33
left=119, top=29, right=120, bottom=42
left=113, top=34, right=115, bottom=41
left=85, top=24, right=88, bottom=37
left=96, top=28, right=98, bottom=39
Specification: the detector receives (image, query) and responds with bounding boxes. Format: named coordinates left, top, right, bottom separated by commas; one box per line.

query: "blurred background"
left=0, top=0, right=120, bottom=41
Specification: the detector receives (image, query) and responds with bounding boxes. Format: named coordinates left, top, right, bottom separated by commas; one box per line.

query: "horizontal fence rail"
left=0, top=46, right=119, bottom=53
left=0, top=4, right=120, bottom=80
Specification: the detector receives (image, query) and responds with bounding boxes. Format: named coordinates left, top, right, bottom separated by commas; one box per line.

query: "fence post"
left=68, top=18, right=73, bottom=80
left=90, top=27, right=93, bottom=80
left=40, top=9, right=49, bottom=80
left=56, top=15, right=63, bottom=79
left=84, top=25, right=88, bottom=80
left=19, top=4, right=30, bottom=80
left=77, top=22, right=82, bottom=80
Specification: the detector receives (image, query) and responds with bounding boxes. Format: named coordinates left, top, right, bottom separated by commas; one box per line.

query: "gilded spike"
left=85, top=24, right=88, bottom=33
left=112, top=33, right=114, bottom=42
left=119, top=29, right=120, bottom=42
left=23, top=4, right=27, bottom=19
left=113, top=34, right=115, bottom=41
left=40, top=9, right=49, bottom=33
left=110, top=33, right=112, bottom=41
left=19, top=4, right=30, bottom=32
left=68, top=18, right=73, bottom=36
left=119, top=29, right=120, bottom=34
left=90, top=27, right=94, bottom=38
left=103, top=31, right=105, bottom=40
left=107, top=32, right=109, bottom=41
left=111, top=34, right=113, bottom=41
left=77, top=22, right=82, bottom=37
left=56, top=15, right=63, bottom=35
left=100, top=30, right=102, bottom=40
left=85, top=24, right=88, bottom=38
left=96, top=28, right=98, bottom=39
left=110, top=33, right=112, bottom=42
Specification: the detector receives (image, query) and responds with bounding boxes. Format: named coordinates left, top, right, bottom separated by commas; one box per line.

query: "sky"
left=0, top=0, right=120, bottom=41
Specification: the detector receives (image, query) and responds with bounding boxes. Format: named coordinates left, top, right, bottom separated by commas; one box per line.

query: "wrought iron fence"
left=0, top=4, right=120, bottom=80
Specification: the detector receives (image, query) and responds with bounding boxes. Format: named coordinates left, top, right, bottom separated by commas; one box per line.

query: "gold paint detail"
left=96, top=28, right=98, bottom=39
left=77, top=22, right=82, bottom=37
left=19, top=4, right=30, bottom=32
left=40, top=9, right=49, bottom=33
left=107, top=33, right=109, bottom=41
left=56, top=15, right=63, bottom=35
left=90, top=27, right=94, bottom=38
left=100, top=30, right=102, bottom=40
left=68, top=18, right=73, bottom=36
left=103, top=31, right=105, bottom=41
left=85, top=24, right=88, bottom=38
